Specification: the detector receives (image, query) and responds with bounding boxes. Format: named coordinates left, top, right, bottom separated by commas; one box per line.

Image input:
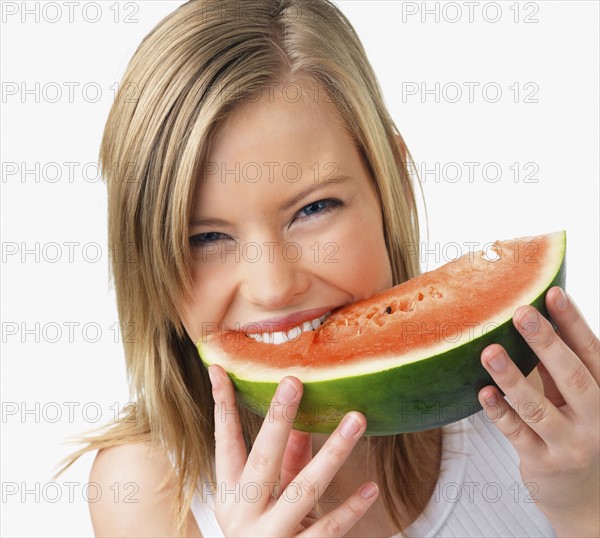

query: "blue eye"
left=189, top=231, right=230, bottom=248
left=298, top=199, right=342, bottom=219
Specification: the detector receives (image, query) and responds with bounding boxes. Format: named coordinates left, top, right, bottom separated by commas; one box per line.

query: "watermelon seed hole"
left=399, top=300, right=415, bottom=312
left=385, top=306, right=392, bottom=314
left=365, top=307, right=379, bottom=319
left=428, top=287, right=443, bottom=299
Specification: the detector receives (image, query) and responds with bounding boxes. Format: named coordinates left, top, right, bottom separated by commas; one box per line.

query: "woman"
left=62, top=1, right=599, bottom=536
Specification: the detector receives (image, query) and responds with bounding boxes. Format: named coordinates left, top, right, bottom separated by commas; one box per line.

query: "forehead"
left=194, top=80, right=365, bottom=210
left=214, top=79, right=355, bottom=165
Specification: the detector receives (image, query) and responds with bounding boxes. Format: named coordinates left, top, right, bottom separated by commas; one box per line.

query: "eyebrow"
left=279, top=174, right=352, bottom=212
left=189, top=216, right=232, bottom=228
left=190, top=174, right=353, bottom=228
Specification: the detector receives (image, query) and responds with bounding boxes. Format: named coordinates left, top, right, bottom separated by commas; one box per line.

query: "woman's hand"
left=208, top=364, right=379, bottom=537
left=478, top=286, right=600, bottom=537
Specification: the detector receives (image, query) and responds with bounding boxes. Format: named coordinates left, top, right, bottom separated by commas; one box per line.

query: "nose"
left=238, top=241, right=309, bottom=310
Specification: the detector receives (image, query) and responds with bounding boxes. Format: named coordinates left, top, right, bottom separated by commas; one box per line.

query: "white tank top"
left=190, top=410, right=556, bottom=537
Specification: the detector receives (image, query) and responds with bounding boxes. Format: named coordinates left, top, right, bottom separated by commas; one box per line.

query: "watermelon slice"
left=198, top=231, right=566, bottom=435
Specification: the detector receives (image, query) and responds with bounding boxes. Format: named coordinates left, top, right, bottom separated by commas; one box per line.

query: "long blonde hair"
left=59, top=0, right=440, bottom=534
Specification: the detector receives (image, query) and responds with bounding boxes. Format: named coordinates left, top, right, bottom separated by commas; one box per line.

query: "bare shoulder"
left=89, top=442, right=202, bottom=537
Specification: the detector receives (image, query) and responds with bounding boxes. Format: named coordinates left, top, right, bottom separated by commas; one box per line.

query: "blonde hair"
left=59, top=0, right=440, bottom=534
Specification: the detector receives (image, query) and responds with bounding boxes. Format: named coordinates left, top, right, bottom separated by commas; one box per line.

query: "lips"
left=241, top=306, right=336, bottom=334
left=238, top=306, right=338, bottom=345
left=245, top=312, right=331, bottom=344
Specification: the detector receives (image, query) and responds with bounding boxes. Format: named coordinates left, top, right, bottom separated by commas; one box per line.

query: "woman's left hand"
left=478, top=286, right=599, bottom=538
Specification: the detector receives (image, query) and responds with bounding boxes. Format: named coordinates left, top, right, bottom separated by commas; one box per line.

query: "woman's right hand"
left=208, top=364, right=379, bottom=537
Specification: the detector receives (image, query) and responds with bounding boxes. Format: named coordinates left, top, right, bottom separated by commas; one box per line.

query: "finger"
left=536, top=361, right=566, bottom=408
left=546, top=286, right=600, bottom=384
left=239, top=376, right=303, bottom=510
left=270, top=411, right=367, bottom=533
left=296, top=482, right=379, bottom=538
left=481, top=344, right=567, bottom=445
left=514, top=305, right=598, bottom=418
left=478, top=385, right=546, bottom=456
left=209, top=364, right=247, bottom=487
left=280, top=429, right=312, bottom=492
left=293, top=505, right=324, bottom=534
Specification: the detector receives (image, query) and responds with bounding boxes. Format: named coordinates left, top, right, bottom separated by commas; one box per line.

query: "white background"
left=1, top=1, right=598, bottom=536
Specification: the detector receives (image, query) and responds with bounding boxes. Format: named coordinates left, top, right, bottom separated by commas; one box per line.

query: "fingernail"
left=276, top=378, right=298, bottom=404
left=519, top=308, right=539, bottom=328
left=555, top=288, right=568, bottom=310
left=208, top=366, right=219, bottom=390
left=483, top=390, right=497, bottom=406
left=340, top=414, right=361, bottom=439
left=515, top=308, right=540, bottom=339
left=359, top=482, right=378, bottom=500
left=487, top=349, right=507, bottom=372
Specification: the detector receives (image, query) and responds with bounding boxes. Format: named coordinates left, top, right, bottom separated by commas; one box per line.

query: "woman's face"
left=181, top=80, right=393, bottom=342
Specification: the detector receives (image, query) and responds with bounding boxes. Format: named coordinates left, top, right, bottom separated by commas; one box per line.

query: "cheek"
left=347, top=236, right=391, bottom=291
left=319, top=210, right=393, bottom=298
left=180, top=263, right=235, bottom=339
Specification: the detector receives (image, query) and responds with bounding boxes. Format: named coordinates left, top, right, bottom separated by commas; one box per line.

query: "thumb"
left=280, top=429, right=312, bottom=491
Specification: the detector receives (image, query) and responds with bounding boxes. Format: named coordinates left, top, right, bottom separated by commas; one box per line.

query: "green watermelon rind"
left=199, top=237, right=566, bottom=436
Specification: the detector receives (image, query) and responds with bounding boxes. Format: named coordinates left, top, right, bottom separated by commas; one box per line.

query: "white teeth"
left=286, top=326, right=302, bottom=341
left=271, top=331, right=287, bottom=345
left=246, top=311, right=331, bottom=345
left=262, top=332, right=274, bottom=344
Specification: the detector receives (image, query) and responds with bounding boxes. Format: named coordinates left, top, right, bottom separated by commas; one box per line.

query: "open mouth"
left=246, top=312, right=331, bottom=344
